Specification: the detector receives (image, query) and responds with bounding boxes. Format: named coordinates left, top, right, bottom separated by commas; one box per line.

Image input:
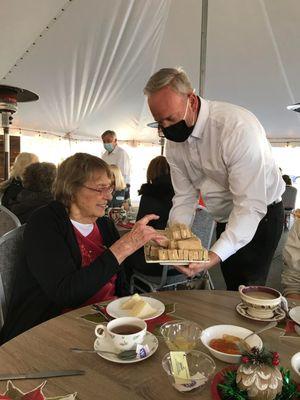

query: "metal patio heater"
left=0, top=84, right=38, bottom=179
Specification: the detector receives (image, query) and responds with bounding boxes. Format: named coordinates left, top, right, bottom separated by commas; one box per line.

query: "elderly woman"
left=10, top=162, right=57, bottom=223
left=0, top=152, right=39, bottom=209
left=0, top=153, right=163, bottom=344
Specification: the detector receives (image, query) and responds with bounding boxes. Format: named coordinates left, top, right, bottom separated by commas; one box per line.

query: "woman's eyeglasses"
left=82, top=185, right=114, bottom=195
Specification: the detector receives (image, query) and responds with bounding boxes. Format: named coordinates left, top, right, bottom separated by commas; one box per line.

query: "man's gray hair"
left=101, top=130, right=116, bottom=140
left=144, top=67, right=193, bottom=96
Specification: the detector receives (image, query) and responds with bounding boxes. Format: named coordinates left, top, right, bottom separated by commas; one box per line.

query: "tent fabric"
left=0, top=0, right=299, bottom=143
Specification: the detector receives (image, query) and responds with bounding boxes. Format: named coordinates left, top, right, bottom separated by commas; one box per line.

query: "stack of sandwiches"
left=145, top=223, right=209, bottom=262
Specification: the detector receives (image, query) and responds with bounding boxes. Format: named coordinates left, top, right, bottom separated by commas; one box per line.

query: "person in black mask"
left=143, top=67, right=285, bottom=290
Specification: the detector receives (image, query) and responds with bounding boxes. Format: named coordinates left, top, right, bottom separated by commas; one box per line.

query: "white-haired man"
left=101, top=130, right=131, bottom=196
left=144, top=67, right=285, bottom=290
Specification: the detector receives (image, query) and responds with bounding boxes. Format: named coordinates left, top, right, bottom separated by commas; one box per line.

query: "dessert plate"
left=94, top=331, right=158, bottom=364
left=106, top=296, right=165, bottom=320
left=236, top=302, right=286, bottom=322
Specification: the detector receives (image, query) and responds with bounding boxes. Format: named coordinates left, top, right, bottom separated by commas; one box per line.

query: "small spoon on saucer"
left=70, top=347, right=137, bottom=360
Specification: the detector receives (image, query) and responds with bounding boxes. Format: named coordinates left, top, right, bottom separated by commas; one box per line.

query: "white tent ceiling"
left=1, top=0, right=300, bottom=143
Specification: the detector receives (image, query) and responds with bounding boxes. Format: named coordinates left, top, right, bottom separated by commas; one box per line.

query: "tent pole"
left=199, top=0, right=208, bottom=97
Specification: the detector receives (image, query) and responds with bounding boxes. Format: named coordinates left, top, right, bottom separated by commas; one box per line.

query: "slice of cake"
left=130, top=299, right=156, bottom=318
left=121, top=293, right=141, bottom=310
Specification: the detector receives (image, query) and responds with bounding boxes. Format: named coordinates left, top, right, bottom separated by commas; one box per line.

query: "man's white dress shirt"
left=166, top=97, right=285, bottom=262
left=102, top=145, right=131, bottom=184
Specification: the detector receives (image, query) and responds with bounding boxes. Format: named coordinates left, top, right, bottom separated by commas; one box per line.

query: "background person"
left=282, top=215, right=300, bottom=300
left=0, top=153, right=163, bottom=344
left=132, top=155, right=177, bottom=277
left=10, top=162, right=56, bottom=224
left=144, top=67, right=285, bottom=290
left=108, top=164, right=129, bottom=209
left=101, top=130, right=131, bottom=198
left=0, top=152, right=39, bottom=209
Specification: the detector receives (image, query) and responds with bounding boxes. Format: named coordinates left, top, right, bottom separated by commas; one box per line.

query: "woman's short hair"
left=146, top=156, right=170, bottom=183
left=23, top=162, right=57, bottom=192
left=109, top=164, right=126, bottom=191
left=144, top=67, right=193, bottom=96
left=54, top=153, right=112, bottom=209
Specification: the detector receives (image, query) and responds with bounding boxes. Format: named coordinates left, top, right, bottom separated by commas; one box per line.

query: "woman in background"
left=0, top=152, right=39, bottom=209
left=108, top=164, right=129, bottom=209
left=10, top=162, right=56, bottom=223
left=132, top=155, right=177, bottom=276
left=136, top=155, right=174, bottom=229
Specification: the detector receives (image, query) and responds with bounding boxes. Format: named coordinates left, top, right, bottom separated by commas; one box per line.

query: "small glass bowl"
left=162, top=350, right=216, bottom=393
left=160, top=320, right=202, bottom=352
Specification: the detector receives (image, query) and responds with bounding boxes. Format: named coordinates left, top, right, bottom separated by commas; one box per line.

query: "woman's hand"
left=109, top=214, right=166, bottom=264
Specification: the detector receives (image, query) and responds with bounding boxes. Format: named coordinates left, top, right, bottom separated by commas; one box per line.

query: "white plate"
left=94, top=331, right=158, bottom=364
left=236, top=302, right=286, bottom=322
left=106, top=296, right=165, bottom=320
left=289, top=306, right=300, bottom=325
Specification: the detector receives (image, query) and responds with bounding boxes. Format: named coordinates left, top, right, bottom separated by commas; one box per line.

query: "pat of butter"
left=170, top=351, right=191, bottom=384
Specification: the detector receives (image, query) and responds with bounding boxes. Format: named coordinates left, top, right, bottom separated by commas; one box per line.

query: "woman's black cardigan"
left=0, top=201, right=129, bottom=344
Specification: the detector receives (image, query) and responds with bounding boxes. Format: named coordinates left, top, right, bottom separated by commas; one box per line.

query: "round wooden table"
left=0, top=290, right=299, bottom=399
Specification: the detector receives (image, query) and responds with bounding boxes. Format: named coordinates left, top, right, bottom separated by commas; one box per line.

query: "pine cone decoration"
left=236, top=363, right=283, bottom=400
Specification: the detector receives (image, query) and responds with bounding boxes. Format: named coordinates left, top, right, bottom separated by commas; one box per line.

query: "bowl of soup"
left=200, top=324, right=263, bottom=364
left=239, top=285, right=286, bottom=319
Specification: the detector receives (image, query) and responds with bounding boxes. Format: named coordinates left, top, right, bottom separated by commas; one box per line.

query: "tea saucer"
left=94, top=331, right=158, bottom=364
left=236, top=302, right=286, bottom=322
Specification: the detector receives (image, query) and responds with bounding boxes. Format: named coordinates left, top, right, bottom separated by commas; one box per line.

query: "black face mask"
left=162, top=120, right=194, bottom=142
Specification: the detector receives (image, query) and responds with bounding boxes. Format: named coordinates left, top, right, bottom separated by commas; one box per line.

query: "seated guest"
left=0, top=153, right=163, bottom=344
left=136, top=155, right=174, bottom=229
left=108, top=164, right=129, bottom=209
left=10, top=162, right=56, bottom=223
left=132, top=155, right=177, bottom=276
left=282, top=213, right=300, bottom=300
left=0, top=152, right=39, bottom=209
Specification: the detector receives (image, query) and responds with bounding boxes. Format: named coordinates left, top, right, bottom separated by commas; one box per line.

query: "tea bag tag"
left=170, top=351, right=190, bottom=384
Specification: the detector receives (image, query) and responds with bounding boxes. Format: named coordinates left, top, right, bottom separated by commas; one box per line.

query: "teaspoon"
left=70, top=347, right=137, bottom=360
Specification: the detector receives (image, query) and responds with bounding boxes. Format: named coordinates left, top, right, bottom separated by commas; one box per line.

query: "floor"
left=209, top=228, right=289, bottom=292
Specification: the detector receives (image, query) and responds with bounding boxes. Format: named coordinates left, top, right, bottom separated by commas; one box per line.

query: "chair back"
left=0, top=225, right=25, bottom=327
left=0, top=205, right=21, bottom=236
left=282, top=186, right=297, bottom=210
left=191, top=207, right=216, bottom=249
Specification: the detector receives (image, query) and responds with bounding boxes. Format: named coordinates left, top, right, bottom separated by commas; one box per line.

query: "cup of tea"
left=95, top=317, right=147, bottom=351
left=239, top=285, right=288, bottom=319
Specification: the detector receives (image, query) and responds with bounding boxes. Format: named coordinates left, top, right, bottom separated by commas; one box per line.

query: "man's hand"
left=174, top=251, right=221, bottom=278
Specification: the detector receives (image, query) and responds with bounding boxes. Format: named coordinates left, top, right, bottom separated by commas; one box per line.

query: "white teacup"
left=95, top=317, right=147, bottom=351
left=239, top=285, right=288, bottom=319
